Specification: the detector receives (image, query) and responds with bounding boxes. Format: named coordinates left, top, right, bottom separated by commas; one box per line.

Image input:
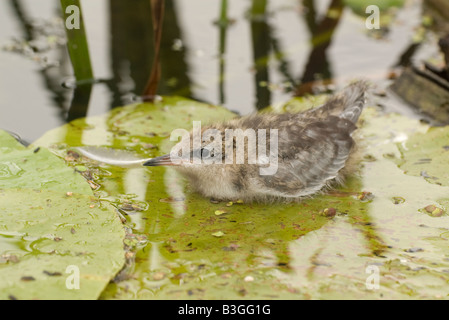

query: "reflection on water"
left=0, top=0, right=428, bottom=142
left=162, top=168, right=186, bottom=217
left=296, top=0, right=343, bottom=96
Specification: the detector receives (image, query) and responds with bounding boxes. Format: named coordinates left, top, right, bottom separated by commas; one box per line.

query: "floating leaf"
left=0, top=189, right=125, bottom=300
left=214, top=210, right=227, bottom=216
left=396, top=126, right=449, bottom=187
left=0, top=130, right=125, bottom=299
left=0, top=130, right=92, bottom=195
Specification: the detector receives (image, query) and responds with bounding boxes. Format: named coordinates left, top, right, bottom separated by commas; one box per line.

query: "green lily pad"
left=0, top=131, right=27, bottom=150
left=32, top=96, right=238, bottom=151
left=107, top=96, right=238, bottom=137
left=0, top=130, right=126, bottom=299
left=395, top=126, right=449, bottom=187
left=0, top=130, right=92, bottom=195
left=0, top=188, right=125, bottom=300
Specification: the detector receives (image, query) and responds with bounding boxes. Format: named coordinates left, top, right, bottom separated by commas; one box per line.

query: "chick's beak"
left=143, top=154, right=177, bottom=167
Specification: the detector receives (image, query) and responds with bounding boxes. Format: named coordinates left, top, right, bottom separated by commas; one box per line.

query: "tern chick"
left=144, top=81, right=368, bottom=202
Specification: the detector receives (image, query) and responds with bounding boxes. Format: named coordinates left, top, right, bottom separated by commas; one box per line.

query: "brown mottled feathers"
left=175, top=81, right=368, bottom=202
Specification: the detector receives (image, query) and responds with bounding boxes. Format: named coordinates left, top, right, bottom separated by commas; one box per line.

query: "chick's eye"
left=201, top=148, right=211, bottom=158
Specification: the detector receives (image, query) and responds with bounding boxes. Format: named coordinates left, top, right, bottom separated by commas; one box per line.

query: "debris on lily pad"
left=119, top=200, right=149, bottom=213
left=422, top=204, right=446, bottom=217
left=357, top=191, right=374, bottom=201
left=212, top=231, right=225, bottom=237
left=214, top=210, right=227, bottom=216
left=322, top=207, right=337, bottom=218
left=65, top=150, right=80, bottom=161
left=405, top=247, right=424, bottom=253
left=392, top=196, right=406, bottom=204
left=74, top=165, right=87, bottom=172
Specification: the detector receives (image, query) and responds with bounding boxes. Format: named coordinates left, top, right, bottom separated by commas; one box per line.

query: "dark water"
left=0, top=0, right=434, bottom=142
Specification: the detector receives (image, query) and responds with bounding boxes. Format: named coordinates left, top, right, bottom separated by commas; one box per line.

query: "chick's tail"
left=303, top=80, right=369, bottom=123
left=338, top=80, right=369, bottom=124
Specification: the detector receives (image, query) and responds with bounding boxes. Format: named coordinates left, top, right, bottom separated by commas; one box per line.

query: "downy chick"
left=144, top=81, right=368, bottom=203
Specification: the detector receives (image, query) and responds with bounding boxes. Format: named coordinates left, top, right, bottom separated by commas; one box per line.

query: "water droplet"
left=0, top=162, right=23, bottom=179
